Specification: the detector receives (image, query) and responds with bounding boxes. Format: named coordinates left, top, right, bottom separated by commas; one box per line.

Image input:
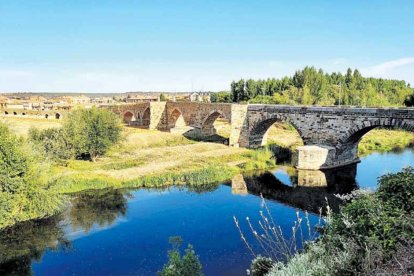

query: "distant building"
left=189, top=92, right=211, bottom=102
left=91, top=97, right=115, bottom=105
left=71, top=95, right=91, bottom=105
left=126, top=95, right=160, bottom=103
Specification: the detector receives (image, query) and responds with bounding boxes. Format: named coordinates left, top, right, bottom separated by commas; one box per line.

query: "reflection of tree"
left=186, top=183, right=221, bottom=194
left=69, top=189, right=129, bottom=233
left=0, top=217, right=70, bottom=275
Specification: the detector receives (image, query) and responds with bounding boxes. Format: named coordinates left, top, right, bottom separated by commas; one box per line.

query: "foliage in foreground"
left=265, top=167, right=414, bottom=276
left=0, top=123, right=64, bottom=229
left=158, top=236, right=203, bottom=276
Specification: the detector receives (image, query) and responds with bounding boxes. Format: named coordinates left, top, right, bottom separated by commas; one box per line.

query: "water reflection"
left=0, top=217, right=70, bottom=275
left=68, top=189, right=130, bottom=233
left=231, top=165, right=357, bottom=214
left=0, top=189, right=131, bottom=275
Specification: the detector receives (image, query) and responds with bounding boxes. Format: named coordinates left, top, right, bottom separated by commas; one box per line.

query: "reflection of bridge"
left=109, top=102, right=414, bottom=169
left=230, top=166, right=357, bottom=214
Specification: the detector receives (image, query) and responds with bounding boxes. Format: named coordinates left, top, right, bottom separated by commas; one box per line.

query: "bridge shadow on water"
left=228, top=164, right=358, bottom=215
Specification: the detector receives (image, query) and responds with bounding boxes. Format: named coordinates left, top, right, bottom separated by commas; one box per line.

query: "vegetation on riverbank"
left=249, top=167, right=414, bottom=275
left=0, top=123, right=64, bottom=229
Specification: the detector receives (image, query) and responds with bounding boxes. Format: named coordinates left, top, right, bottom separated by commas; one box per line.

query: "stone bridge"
left=109, top=102, right=414, bottom=170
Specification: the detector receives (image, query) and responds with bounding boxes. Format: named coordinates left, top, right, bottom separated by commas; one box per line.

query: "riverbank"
left=1, top=116, right=413, bottom=229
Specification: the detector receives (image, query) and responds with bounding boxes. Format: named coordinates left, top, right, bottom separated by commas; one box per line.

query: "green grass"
left=358, top=129, right=414, bottom=155
left=50, top=164, right=239, bottom=194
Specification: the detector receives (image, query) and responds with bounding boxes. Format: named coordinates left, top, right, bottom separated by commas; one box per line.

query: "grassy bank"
left=0, top=117, right=277, bottom=230
left=358, top=128, right=414, bottom=155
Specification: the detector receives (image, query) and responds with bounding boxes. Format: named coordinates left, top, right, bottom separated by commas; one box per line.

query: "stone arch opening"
left=4, top=111, right=8, bottom=115
left=55, top=113, right=61, bottom=119
left=338, top=121, right=414, bottom=159
left=123, top=111, right=135, bottom=124
left=22, top=112, right=26, bottom=116
left=142, top=108, right=150, bottom=128
left=135, top=112, right=142, bottom=126
left=250, top=117, right=304, bottom=148
left=45, top=114, right=49, bottom=119
left=169, top=108, right=186, bottom=129
left=249, top=117, right=304, bottom=163
left=201, top=111, right=231, bottom=143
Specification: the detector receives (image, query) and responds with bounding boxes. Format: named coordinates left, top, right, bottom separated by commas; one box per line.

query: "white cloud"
left=361, top=57, right=414, bottom=85
left=363, top=57, right=414, bottom=75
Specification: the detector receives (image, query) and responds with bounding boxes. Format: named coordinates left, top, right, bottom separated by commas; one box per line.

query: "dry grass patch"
left=0, top=116, right=61, bottom=137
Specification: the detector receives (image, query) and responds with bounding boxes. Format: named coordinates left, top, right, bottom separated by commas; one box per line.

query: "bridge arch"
left=248, top=114, right=304, bottom=148
left=4, top=111, right=8, bottom=115
left=337, top=119, right=414, bottom=158
left=141, top=107, right=150, bottom=127
left=135, top=112, right=142, bottom=125
left=201, top=110, right=228, bottom=136
left=168, top=108, right=186, bottom=129
left=122, top=111, right=135, bottom=124
left=55, top=113, right=61, bottom=119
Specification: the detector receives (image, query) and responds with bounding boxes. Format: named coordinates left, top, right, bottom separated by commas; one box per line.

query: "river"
left=0, top=149, right=413, bottom=275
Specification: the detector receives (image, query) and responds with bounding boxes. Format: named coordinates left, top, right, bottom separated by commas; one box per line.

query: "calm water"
left=1, top=149, right=413, bottom=276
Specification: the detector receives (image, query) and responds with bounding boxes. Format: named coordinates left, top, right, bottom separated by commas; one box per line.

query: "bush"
left=158, top=236, right=203, bottom=276
left=248, top=256, right=274, bottom=276
left=377, top=167, right=414, bottom=213
left=0, top=123, right=64, bottom=229
left=28, top=127, right=74, bottom=161
left=63, top=107, right=122, bottom=161
left=0, top=124, right=28, bottom=193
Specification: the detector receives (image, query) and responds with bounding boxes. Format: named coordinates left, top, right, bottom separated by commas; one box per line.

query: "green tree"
left=160, top=93, right=168, bottom=101
left=404, top=93, right=414, bottom=106
left=230, top=66, right=414, bottom=107
left=64, top=107, right=122, bottom=161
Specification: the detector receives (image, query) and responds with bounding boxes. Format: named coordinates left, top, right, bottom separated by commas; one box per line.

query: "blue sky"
left=1, top=0, right=414, bottom=92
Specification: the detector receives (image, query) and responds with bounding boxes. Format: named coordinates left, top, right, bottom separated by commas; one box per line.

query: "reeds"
left=234, top=194, right=323, bottom=262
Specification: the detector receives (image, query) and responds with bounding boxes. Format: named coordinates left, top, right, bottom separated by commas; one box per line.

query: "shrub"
left=0, top=124, right=28, bottom=193
left=0, top=123, right=64, bottom=229
left=28, top=127, right=74, bottom=161
left=158, top=236, right=203, bottom=276
left=377, top=166, right=414, bottom=213
left=248, top=256, right=274, bottom=276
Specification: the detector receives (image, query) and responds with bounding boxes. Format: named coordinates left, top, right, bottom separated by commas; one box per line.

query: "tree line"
left=211, top=67, right=414, bottom=107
